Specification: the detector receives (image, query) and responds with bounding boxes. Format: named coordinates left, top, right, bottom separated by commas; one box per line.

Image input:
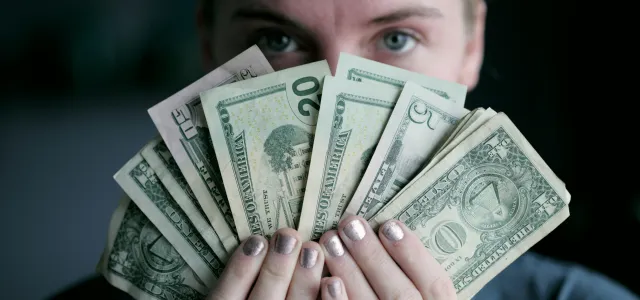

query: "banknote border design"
left=310, top=92, right=395, bottom=240
left=354, top=95, right=461, bottom=217
left=387, top=126, right=567, bottom=293
left=130, top=160, right=226, bottom=278
left=215, top=83, right=288, bottom=236
left=104, top=198, right=208, bottom=300
left=346, top=68, right=451, bottom=99
left=153, top=141, right=210, bottom=228
left=177, top=99, right=239, bottom=238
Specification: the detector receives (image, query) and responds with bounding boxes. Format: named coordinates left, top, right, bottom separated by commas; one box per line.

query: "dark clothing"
left=474, top=252, right=638, bottom=300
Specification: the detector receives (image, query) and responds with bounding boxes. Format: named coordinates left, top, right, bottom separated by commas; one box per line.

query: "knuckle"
left=428, top=276, right=456, bottom=299
left=389, top=288, right=423, bottom=300
left=261, top=261, right=290, bottom=282
left=358, top=241, right=387, bottom=267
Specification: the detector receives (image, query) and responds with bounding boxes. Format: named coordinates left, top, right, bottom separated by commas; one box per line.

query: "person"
left=46, top=0, right=637, bottom=299
left=195, top=0, right=639, bottom=299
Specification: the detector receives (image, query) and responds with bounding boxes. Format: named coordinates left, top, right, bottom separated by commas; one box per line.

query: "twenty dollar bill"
left=201, top=61, right=331, bottom=240
left=369, top=113, right=570, bottom=299
left=297, top=75, right=401, bottom=241
left=148, top=45, right=274, bottom=251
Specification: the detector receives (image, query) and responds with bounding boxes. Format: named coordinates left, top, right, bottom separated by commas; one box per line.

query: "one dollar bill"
left=148, top=45, right=274, bottom=251
left=114, top=148, right=225, bottom=287
left=201, top=61, right=331, bottom=240
left=345, top=81, right=469, bottom=220
left=297, top=75, right=402, bottom=241
left=369, top=113, right=570, bottom=299
left=334, top=52, right=468, bottom=105
left=97, top=195, right=209, bottom=300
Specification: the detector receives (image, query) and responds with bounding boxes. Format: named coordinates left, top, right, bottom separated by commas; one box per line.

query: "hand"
left=206, top=228, right=325, bottom=300
left=318, top=215, right=457, bottom=299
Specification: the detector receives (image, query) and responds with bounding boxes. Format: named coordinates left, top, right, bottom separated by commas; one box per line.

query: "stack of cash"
left=97, top=45, right=570, bottom=300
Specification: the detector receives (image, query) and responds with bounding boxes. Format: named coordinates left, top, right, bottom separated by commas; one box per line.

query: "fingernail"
left=324, top=235, right=345, bottom=257
left=300, top=248, right=319, bottom=268
left=243, top=236, right=265, bottom=256
left=274, top=233, right=297, bottom=255
left=328, top=280, right=342, bottom=297
left=343, top=219, right=366, bottom=241
left=382, top=221, right=404, bottom=241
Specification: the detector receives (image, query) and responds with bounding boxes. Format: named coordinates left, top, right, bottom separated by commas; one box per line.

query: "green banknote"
left=369, top=113, right=570, bottom=299
left=114, top=149, right=225, bottom=287
left=97, top=195, right=209, bottom=300
left=140, top=136, right=228, bottom=259
left=148, top=45, right=274, bottom=251
left=345, top=81, right=469, bottom=220
left=334, top=52, right=468, bottom=105
left=384, top=108, right=497, bottom=211
left=297, top=75, right=402, bottom=241
left=201, top=61, right=331, bottom=240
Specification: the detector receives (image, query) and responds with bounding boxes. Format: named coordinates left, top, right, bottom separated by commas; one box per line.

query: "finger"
left=319, top=230, right=377, bottom=299
left=320, top=277, right=348, bottom=300
left=207, top=235, right=268, bottom=300
left=337, top=216, right=421, bottom=299
left=379, top=220, right=457, bottom=300
left=286, top=241, right=324, bottom=300
left=248, top=228, right=302, bottom=300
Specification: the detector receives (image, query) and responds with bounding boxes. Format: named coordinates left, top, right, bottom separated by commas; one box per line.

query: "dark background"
left=1, top=0, right=636, bottom=299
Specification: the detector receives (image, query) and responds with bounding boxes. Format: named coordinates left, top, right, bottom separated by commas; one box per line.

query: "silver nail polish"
left=328, top=280, right=342, bottom=297
left=274, top=233, right=297, bottom=255
left=243, top=236, right=265, bottom=256
left=382, top=221, right=404, bottom=241
left=300, top=248, right=318, bottom=268
left=324, top=235, right=345, bottom=257
left=343, top=219, right=366, bottom=241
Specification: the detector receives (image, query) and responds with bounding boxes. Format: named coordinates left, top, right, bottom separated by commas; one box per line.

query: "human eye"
left=251, top=28, right=300, bottom=55
left=376, top=30, right=419, bottom=54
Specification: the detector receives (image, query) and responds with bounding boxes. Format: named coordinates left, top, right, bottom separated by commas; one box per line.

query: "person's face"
left=199, top=0, right=486, bottom=90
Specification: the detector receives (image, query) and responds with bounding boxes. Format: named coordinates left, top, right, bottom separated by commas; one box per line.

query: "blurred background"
left=1, top=0, right=636, bottom=299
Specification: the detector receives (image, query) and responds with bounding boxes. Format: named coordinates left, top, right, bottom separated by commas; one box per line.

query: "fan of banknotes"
left=96, top=45, right=571, bottom=300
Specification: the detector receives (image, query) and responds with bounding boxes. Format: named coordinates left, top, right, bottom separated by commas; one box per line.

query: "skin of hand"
left=206, top=217, right=455, bottom=300
left=319, top=216, right=457, bottom=299
left=206, top=228, right=325, bottom=300
left=200, top=1, right=481, bottom=298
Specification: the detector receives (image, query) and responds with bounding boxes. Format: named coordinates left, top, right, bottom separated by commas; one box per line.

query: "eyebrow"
left=232, top=7, right=306, bottom=30
left=369, top=6, right=444, bottom=24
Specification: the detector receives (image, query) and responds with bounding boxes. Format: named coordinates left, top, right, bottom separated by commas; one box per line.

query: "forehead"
left=214, top=0, right=465, bottom=28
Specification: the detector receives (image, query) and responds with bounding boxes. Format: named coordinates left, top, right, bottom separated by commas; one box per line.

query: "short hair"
left=202, top=0, right=479, bottom=33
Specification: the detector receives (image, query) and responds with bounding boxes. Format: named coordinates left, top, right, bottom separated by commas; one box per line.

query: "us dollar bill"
left=345, top=81, right=469, bottom=220
left=434, top=108, right=484, bottom=156
left=383, top=108, right=497, bottom=211
left=114, top=149, right=225, bottom=287
left=201, top=61, right=331, bottom=240
left=148, top=45, right=274, bottom=251
left=334, top=52, right=468, bottom=106
left=428, top=108, right=497, bottom=168
left=369, top=113, right=570, bottom=299
left=97, top=195, right=209, bottom=300
left=140, top=136, right=228, bottom=260
left=297, top=75, right=402, bottom=241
